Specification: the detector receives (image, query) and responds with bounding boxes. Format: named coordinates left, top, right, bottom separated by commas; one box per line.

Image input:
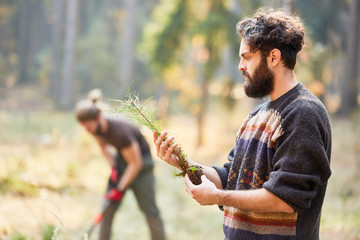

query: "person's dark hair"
left=236, top=8, right=305, bottom=69
left=75, top=89, right=104, bottom=122
left=75, top=99, right=101, bottom=122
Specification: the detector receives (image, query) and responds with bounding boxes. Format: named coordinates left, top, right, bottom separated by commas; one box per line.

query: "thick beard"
left=243, top=55, right=274, bottom=99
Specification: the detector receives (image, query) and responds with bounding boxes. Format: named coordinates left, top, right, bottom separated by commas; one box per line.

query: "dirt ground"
left=1, top=100, right=360, bottom=239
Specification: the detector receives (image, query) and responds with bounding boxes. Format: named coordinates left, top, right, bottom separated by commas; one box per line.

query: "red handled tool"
left=81, top=200, right=111, bottom=240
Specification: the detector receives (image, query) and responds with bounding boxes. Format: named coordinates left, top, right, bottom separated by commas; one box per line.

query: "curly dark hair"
left=236, top=9, right=305, bottom=69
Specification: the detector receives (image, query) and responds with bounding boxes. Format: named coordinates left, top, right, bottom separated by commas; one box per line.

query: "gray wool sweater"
left=214, top=83, right=332, bottom=240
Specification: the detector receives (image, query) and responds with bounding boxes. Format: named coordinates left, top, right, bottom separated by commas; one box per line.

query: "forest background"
left=0, top=0, right=360, bottom=239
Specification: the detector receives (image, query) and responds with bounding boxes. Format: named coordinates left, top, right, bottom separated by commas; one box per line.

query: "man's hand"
left=185, top=174, right=220, bottom=206
left=153, top=131, right=182, bottom=170
left=105, top=188, right=124, bottom=202
left=110, top=166, right=119, bottom=183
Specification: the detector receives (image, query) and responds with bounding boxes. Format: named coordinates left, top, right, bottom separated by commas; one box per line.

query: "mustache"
left=242, top=71, right=250, bottom=78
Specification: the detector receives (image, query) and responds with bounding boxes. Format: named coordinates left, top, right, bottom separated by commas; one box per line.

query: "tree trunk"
left=119, top=0, right=138, bottom=97
left=50, top=0, right=64, bottom=106
left=339, top=0, right=359, bottom=116
left=197, top=76, right=210, bottom=147
left=197, top=57, right=215, bottom=147
left=17, top=0, right=31, bottom=84
left=60, top=0, right=79, bottom=110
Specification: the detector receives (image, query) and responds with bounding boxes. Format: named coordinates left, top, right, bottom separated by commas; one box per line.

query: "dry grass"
left=0, top=102, right=359, bottom=239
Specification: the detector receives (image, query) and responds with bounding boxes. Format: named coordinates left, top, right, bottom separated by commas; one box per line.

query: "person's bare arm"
left=96, top=137, right=116, bottom=167
left=116, top=142, right=143, bottom=191
left=185, top=174, right=294, bottom=213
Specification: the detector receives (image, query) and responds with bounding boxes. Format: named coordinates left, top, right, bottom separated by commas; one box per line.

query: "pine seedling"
left=110, top=92, right=203, bottom=185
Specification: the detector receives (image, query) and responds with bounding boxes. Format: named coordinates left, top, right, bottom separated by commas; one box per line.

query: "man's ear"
left=268, top=48, right=282, bottom=67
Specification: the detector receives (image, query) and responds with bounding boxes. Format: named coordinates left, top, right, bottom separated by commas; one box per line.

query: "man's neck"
left=269, top=69, right=298, bottom=101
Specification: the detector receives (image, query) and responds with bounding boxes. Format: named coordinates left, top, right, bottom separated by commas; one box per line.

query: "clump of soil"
left=185, top=165, right=203, bottom=185
left=174, top=147, right=203, bottom=185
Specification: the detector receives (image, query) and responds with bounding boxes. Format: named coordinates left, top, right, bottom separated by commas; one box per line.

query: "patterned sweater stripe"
left=238, top=110, right=284, bottom=149
left=224, top=218, right=296, bottom=236
left=224, top=207, right=297, bottom=226
left=224, top=110, right=297, bottom=237
left=224, top=208, right=297, bottom=236
left=223, top=226, right=296, bottom=240
left=224, top=109, right=296, bottom=237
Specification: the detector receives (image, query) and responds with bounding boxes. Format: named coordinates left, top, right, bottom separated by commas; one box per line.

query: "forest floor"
left=0, top=98, right=359, bottom=239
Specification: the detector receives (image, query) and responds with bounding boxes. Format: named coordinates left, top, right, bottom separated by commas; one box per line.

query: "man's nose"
left=238, top=61, right=246, bottom=72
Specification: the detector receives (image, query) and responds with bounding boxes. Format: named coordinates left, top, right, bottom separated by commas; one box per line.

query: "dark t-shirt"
left=96, top=117, right=153, bottom=169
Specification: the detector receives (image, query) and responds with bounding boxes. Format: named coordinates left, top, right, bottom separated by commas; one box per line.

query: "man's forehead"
left=239, top=39, right=251, bottom=55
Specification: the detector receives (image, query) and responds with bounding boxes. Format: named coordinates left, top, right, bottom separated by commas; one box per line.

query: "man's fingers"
left=184, top=174, right=194, bottom=191
left=155, top=131, right=167, bottom=144
left=163, top=136, right=174, bottom=147
left=153, top=130, right=158, bottom=142
left=164, top=142, right=177, bottom=159
left=153, top=131, right=160, bottom=155
left=185, top=187, right=192, bottom=197
left=201, top=174, right=208, bottom=183
left=153, top=132, right=178, bottom=166
left=159, top=136, right=174, bottom=159
left=154, top=131, right=167, bottom=156
left=184, top=174, right=193, bottom=197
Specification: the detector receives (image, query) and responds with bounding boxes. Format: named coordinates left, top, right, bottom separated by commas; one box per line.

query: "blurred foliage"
left=295, top=0, right=348, bottom=50
left=76, top=17, right=119, bottom=96
left=41, top=224, right=59, bottom=240
left=10, top=232, right=27, bottom=240
left=140, top=0, right=244, bottom=117
left=0, top=174, right=39, bottom=197
left=296, top=40, right=338, bottom=101
left=0, top=0, right=358, bottom=113
left=149, top=0, right=190, bottom=72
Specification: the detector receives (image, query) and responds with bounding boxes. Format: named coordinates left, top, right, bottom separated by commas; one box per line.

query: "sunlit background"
left=0, top=0, right=359, bottom=239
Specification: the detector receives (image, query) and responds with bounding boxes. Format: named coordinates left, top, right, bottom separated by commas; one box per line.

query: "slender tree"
left=50, top=0, right=64, bottom=106
left=119, top=0, right=138, bottom=96
left=193, top=0, right=238, bottom=146
left=60, top=0, right=79, bottom=110
left=17, top=0, right=31, bottom=84
left=339, top=0, right=360, bottom=115
left=142, top=0, right=239, bottom=146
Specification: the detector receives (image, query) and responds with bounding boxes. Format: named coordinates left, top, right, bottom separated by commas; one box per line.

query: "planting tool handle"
left=93, top=212, right=104, bottom=224
left=81, top=200, right=112, bottom=239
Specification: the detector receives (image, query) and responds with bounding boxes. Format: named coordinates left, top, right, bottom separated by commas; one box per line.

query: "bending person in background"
left=75, top=93, right=165, bottom=240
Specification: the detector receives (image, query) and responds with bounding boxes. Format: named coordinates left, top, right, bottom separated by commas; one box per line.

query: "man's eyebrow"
left=240, top=51, right=251, bottom=57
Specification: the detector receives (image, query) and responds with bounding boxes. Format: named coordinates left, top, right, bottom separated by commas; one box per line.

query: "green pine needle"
left=110, top=93, right=162, bottom=134
left=110, top=92, right=200, bottom=176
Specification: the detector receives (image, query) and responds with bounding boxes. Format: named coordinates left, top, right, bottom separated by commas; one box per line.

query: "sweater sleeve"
left=263, top=102, right=332, bottom=213
left=213, top=147, right=234, bottom=190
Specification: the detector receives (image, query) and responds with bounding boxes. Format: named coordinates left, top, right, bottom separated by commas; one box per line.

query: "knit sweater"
left=214, top=83, right=332, bottom=240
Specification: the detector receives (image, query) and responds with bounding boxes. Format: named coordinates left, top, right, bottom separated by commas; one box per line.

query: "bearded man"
left=154, top=9, right=331, bottom=240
